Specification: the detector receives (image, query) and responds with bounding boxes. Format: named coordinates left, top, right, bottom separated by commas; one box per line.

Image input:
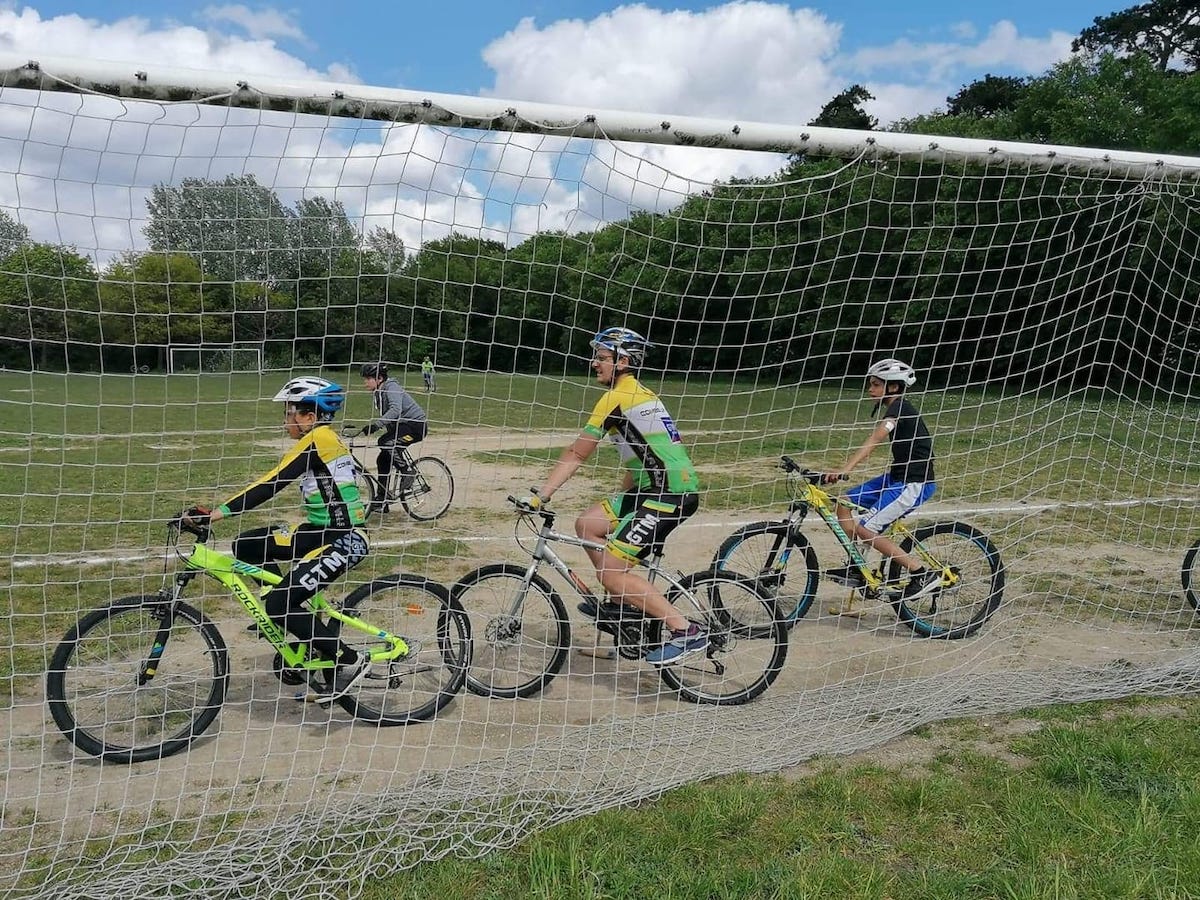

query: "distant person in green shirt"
left=421, top=356, right=436, bottom=393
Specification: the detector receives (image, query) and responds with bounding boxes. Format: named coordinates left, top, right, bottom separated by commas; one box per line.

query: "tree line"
left=0, top=1, right=1196, bottom=394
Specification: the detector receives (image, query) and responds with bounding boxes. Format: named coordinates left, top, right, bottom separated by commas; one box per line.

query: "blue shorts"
left=846, top=474, right=935, bottom=533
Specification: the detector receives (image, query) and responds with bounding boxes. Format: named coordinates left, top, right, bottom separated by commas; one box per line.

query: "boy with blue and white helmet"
left=181, top=376, right=372, bottom=702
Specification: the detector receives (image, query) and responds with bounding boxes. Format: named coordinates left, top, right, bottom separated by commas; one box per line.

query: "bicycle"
left=343, top=429, right=454, bottom=522
left=450, top=496, right=788, bottom=705
left=45, top=517, right=472, bottom=763
left=713, top=456, right=1005, bottom=640
left=1179, top=539, right=1200, bottom=610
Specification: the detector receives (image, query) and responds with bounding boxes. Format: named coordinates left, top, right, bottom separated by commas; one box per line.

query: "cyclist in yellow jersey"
left=180, top=377, right=372, bottom=702
left=523, top=327, right=707, bottom=666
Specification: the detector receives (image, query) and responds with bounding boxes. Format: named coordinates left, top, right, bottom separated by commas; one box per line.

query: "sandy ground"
left=3, top=425, right=1198, bottom=895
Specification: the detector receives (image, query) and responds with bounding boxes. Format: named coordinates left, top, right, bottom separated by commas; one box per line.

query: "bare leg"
left=575, top=504, right=689, bottom=631
left=836, top=504, right=923, bottom=571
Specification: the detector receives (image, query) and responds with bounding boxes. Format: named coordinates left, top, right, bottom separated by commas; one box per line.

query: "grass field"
left=361, top=697, right=1200, bottom=899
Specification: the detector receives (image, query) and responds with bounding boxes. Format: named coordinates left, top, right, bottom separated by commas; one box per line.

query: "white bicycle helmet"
left=590, top=326, right=652, bottom=367
left=273, top=377, right=345, bottom=421
left=865, top=358, right=917, bottom=387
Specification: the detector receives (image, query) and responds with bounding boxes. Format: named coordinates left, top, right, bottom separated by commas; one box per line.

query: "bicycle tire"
left=1181, top=539, right=1200, bottom=611
left=887, top=521, right=1005, bottom=639
left=713, top=521, right=819, bottom=629
left=400, top=456, right=454, bottom=521
left=355, top=468, right=386, bottom=517
left=336, top=574, right=470, bottom=724
left=657, top=570, right=788, bottom=705
left=46, top=595, right=229, bottom=763
left=450, top=563, right=571, bottom=699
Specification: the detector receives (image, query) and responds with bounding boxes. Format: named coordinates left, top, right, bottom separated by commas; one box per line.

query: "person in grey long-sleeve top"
left=357, top=363, right=428, bottom=491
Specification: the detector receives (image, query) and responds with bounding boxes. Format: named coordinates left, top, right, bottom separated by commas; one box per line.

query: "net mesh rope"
left=1, top=79, right=1199, bottom=898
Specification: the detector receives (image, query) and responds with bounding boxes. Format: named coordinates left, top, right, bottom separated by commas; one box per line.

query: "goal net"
left=2, top=53, right=1199, bottom=898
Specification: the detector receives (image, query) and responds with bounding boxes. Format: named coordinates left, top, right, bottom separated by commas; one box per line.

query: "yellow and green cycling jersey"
left=216, top=424, right=366, bottom=529
left=583, top=373, right=699, bottom=494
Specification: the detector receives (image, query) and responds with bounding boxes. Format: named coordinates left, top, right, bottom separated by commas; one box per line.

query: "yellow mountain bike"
left=714, top=456, right=1005, bottom=640
left=46, top=517, right=471, bottom=763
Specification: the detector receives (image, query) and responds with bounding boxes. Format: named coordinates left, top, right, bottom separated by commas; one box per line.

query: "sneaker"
left=901, top=568, right=941, bottom=602
left=645, top=625, right=709, bottom=666
left=824, top=564, right=866, bottom=588
left=314, top=652, right=371, bottom=704
left=577, top=599, right=627, bottom=620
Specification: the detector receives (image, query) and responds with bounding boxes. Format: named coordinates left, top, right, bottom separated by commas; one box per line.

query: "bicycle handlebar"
left=778, top=455, right=848, bottom=485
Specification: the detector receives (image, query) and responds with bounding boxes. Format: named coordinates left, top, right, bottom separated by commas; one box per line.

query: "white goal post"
left=2, top=51, right=1199, bottom=900
left=166, top=344, right=264, bottom=374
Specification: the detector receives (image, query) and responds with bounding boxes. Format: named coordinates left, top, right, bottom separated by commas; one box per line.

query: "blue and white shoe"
left=645, top=625, right=708, bottom=666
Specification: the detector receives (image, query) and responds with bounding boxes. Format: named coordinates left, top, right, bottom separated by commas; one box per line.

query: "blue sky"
left=0, top=1, right=1123, bottom=257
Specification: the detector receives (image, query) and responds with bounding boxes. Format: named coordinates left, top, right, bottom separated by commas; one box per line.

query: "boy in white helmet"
left=822, top=358, right=940, bottom=602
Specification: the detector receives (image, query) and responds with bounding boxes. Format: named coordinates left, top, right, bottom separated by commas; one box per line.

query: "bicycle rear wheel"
left=451, top=564, right=571, bottom=699
left=336, top=574, right=470, bottom=724
left=1181, top=539, right=1200, bottom=610
left=400, top=456, right=454, bottom=521
left=46, top=595, right=229, bottom=763
left=713, top=521, right=818, bottom=629
left=658, top=570, right=787, bottom=705
left=888, top=521, right=1005, bottom=639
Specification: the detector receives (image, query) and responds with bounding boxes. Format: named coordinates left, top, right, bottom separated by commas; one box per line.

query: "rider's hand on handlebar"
left=177, top=505, right=212, bottom=538
left=821, top=471, right=849, bottom=485
left=515, top=491, right=544, bottom=512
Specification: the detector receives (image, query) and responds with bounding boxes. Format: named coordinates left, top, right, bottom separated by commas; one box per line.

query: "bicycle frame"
left=502, top=510, right=675, bottom=618
left=780, top=460, right=957, bottom=595
left=170, top=537, right=411, bottom=671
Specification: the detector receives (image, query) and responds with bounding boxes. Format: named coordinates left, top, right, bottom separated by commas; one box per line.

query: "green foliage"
left=1072, top=0, right=1200, bottom=71
left=809, top=84, right=878, bottom=130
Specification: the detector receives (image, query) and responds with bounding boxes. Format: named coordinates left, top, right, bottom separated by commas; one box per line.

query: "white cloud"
left=199, top=5, right=308, bottom=43
left=0, top=7, right=346, bottom=81
left=483, top=2, right=843, bottom=126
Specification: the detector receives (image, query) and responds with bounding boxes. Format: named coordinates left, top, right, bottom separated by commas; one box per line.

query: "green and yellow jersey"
left=583, top=373, right=699, bottom=494
left=216, top=424, right=366, bottom=529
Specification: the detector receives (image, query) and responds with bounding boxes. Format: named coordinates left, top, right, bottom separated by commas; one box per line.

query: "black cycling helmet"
left=359, top=363, right=388, bottom=379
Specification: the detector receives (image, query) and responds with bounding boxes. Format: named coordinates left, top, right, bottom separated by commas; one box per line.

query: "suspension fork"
left=137, top=569, right=200, bottom=683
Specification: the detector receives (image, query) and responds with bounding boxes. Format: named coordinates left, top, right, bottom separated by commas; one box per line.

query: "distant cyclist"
left=357, top=363, right=428, bottom=506
left=522, top=327, right=705, bottom=666
left=180, top=376, right=371, bottom=702
left=421, top=356, right=436, bottom=393
left=821, top=358, right=939, bottom=601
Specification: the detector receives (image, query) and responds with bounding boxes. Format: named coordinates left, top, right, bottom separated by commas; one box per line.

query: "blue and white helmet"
left=273, top=377, right=345, bottom=421
left=590, top=327, right=652, bottom=367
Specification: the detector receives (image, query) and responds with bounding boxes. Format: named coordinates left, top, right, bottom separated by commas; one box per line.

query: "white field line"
left=12, top=494, right=1200, bottom=570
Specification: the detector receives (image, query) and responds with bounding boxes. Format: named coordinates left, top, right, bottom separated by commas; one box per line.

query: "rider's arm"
left=537, top=433, right=600, bottom=501
left=215, top=439, right=311, bottom=517
left=827, top=420, right=892, bottom=480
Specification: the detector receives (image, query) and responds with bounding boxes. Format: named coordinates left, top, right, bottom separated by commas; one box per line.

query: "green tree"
left=1072, top=0, right=1200, bottom=71
left=809, top=85, right=877, bottom=130
left=0, top=208, right=30, bottom=257
left=144, top=174, right=296, bottom=283
left=946, top=74, right=1029, bottom=117
left=0, top=243, right=99, bottom=369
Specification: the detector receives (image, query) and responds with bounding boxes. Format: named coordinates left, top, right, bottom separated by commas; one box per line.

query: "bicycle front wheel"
left=713, top=521, right=818, bottom=628
left=1181, top=540, right=1200, bottom=610
left=400, top=456, right=454, bottom=521
left=46, top=596, right=229, bottom=763
left=355, top=468, right=386, bottom=517
left=337, top=574, right=470, bottom=724
left=658, top=570, right=788, bottom=705
left=888, top=522, right=1005, bottom=639
left=451, top=564, right=571, bottom=699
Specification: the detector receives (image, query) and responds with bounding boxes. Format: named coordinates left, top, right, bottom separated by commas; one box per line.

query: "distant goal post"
left=166, top=344, right=264, bottom=374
